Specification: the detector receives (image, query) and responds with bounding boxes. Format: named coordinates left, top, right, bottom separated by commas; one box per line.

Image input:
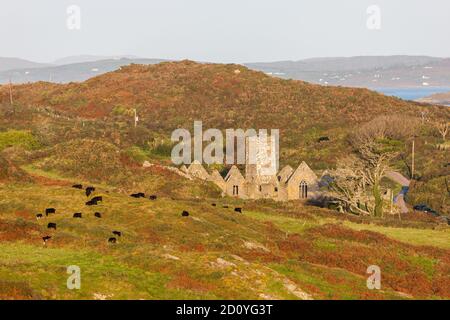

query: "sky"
left=0, top=0, right=449, bottom=63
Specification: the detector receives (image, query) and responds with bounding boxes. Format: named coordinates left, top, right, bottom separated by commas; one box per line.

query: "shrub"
left=0, top=130, right=41, bottom=152
left=125, top=146, right=149, bottom=163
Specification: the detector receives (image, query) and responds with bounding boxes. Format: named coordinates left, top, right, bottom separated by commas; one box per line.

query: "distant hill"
left=245, top=56, right=450, bottom=89
left=417, top=91, right=450, bottom=106
left=52, top=55, right=141, bottom=65
left=0, top=57, right=50, bottom=73
left=0, top=58, right=167, bottom=84
left=3, top=55, right=450, bottom=90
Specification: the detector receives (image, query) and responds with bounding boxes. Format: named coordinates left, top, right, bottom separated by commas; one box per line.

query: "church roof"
left=225, top=165, right=245, bottom=182
left=180, top=164, right=188, bottom=173
left=277, top=165, right=294, bottom=184
left=187, top=161, right=210, bottom=180
left=286, top=161, right=318, bottom=184
left=210, top=169, right=225, bottom=182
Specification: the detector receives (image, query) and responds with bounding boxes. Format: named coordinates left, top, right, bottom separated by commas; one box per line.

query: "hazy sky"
left=1, top=0, right=449, bottom=63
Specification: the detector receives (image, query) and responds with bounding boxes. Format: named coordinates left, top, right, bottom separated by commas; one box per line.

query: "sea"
left=375, top=87, right=450, bottom=103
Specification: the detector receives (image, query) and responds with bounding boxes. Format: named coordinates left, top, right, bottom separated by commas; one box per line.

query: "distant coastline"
left=375, top=87, right=450, bottom=103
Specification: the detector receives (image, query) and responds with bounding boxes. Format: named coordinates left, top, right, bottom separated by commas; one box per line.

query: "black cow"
left=73, top=213, right=82, bottom=218
left=36, top=214, right=43, bottom=220
left=91, top=196, right=103, bottom=203
left=212, top=203, right=217, bottom=207
left=222, top=205, right=229, bottom=209
left=86, top=187, right=96, bottom=197
left=108, top=237, right=117, bottom=244
left=234, top=208, right=243, bottom=213
left=131, top=193, right=145, bottom=198
left=182, top=211, right=190, bottom=217
left=45, top=208, right=56, bottom=216
left=94, top=212, right=102, bottom=218
left=72, top=184, right=83, bottom=189
left=47, top=223, right=57, bottom=230
left=42, top=236, right=51, bottom=244
left=149, top=195, right=157, bottom=200
left=86, top=199, right=99, bottom=206
left=318, top=136, right=330, bottom=142
left=112, top=231, right=122, bottom=237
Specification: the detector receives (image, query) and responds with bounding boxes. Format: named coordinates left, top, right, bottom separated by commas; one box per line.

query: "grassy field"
left=246, top=210, right=450, bottom=249
left=1, top=174, right=449, bottom=300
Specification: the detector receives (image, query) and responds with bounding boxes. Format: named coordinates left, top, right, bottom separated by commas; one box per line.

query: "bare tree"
left=419, top=110, right=429, bottom=125
left=356, top=141, right=398, bottom=217
left=435, top=121, right=449, bottom=142
left=328, top=157, right=372, bottom=215
left=330, top=116, right=401, bottom=217
left=349, top=115, right=419, bottom=147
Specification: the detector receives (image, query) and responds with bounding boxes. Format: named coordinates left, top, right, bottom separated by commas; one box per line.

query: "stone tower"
left=245, top=134, right=279, bottom=184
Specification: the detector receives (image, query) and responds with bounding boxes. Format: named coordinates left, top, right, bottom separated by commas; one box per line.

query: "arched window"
left=300, top=181, right=308, bottom=199
left=233, top=185, right=239, bottom=196
left=277, top=176, right=281, bottom=182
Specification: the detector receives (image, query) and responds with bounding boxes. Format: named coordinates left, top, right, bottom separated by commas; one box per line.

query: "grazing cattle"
left=182, top=210, right=190, bottom=217
left=112, top=231, right=122, bottom=237
left=94, top=212, right=102, bottom=218
left=42, top=236, right=51, bottom=244
left=36, top=214, right=43, bottom=220
left=72, top=184, right=83, bottom=189
left=131, top=193, right=145, bottom=198
left=91, top=196, right=103, bottom=203
left=108, top=237, right=117, bottom=244
left=318, top=136, right=330, bottom=143
left=212, top=203, right=216, bottom=207
left=47, top=223, right=57, bottom=230
left=222, top=205, right=229, bottom=209
left=149, top=195, right=157, bottom=200
left=45, top=208, right=56, bottom=216
left=234, top=208, right=243, bottom=213
left=73, top=213, right=82, bottom=218
left=86, top=186, right=96, bottom=197
left=86, top=199, right=99, bottom=206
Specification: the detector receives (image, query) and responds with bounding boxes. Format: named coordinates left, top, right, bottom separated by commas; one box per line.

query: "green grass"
left=245, top=210, right=323, bottom=234
left=246, top=207, right=450, bottom=250
left=0, top=130, right=41, bottom=151
left=342, top=221, right=450, bottom=249
left=0, top=183, right=311, bottom=299
left=0, top=178, right=449, bottom=300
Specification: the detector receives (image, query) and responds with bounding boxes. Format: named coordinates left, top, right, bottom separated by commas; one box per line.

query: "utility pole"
left=133, top=109, right=139, bottom=127
left=9, top=77, right=13, bottom=106
left=390, top=189, right=393, bottom=215
left=411, top=139, right=415, bottom=180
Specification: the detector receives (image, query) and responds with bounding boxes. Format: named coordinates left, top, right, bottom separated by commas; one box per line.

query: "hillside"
left=0, top=155, right=31, bottom=182
left=1, top=61, right=449, bottom=170
left=1, top=170, right=449, bottom=299
left=0, top=61, right=449, bottom=300
left=4, top=55, right=450, bottom=90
